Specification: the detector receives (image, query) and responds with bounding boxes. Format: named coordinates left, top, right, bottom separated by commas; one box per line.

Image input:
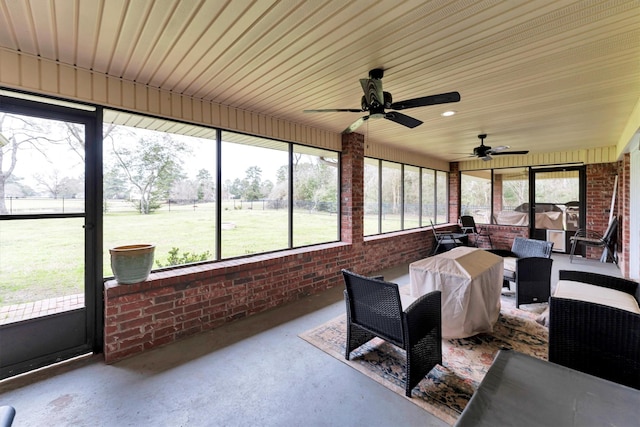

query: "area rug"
left=299, top=292, right=548, bottom=425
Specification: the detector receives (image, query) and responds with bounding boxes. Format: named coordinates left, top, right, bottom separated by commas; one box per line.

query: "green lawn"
left=1, top=200, right=424, bottom=306
left=1, top=203, right=338, bottom=305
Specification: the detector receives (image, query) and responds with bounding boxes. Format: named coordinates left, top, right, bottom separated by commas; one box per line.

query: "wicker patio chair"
left=513, top=257, right=553, bottom=308
left=488, top=237, right=554, bottom=307
left=549, top=270, right=640, bottom=390
left=342, top=269, right=442, bottom=397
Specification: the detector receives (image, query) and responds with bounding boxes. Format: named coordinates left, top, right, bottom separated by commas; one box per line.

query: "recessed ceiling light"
left=441, top=110, right=456, bottom=117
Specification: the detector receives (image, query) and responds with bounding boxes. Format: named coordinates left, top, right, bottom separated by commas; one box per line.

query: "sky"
left=4, top=118, right=287, bottom=195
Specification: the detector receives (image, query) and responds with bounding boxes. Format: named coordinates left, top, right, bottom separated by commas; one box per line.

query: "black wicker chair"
left=513, top=257, right=553, bottom=308
left=488, top=237, right=554, bottom=307
left=549, top=270, right=640, bottom=390
left=342, top=269, right=442, bottom=397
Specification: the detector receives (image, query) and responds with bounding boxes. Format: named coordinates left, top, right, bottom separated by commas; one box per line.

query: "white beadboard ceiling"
left=0, top=0, right=638, bottom=162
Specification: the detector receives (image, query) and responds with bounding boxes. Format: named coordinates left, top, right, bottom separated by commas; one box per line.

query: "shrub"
left=156, top=247, right=212, bottom=267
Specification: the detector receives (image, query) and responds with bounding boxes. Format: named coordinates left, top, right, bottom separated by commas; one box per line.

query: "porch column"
left=340, top=132, right=364, bottom=245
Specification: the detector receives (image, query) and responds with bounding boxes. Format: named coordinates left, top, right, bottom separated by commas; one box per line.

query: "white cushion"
left=554, top=280, right=640, bottom=314
left=503, top=257, right=517, bottom=273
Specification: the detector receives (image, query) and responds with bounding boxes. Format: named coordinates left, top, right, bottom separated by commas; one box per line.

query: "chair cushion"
left=554, top=280, right=640, bottom=314
left=503, top=257, right=517, bottom=279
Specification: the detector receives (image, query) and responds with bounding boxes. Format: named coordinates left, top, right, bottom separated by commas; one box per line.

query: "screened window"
left=292, top=146, right=339, bottom=247
left=421, top=169, right=436, bottom=225
left=404, top=165, right=420, bottom=229
left=103, top=117, right=217, bottom=273
left=365, top=157, right=448, bottom=235
left=460, top=170, right=492, bottom=224
left=364, top=158, right=380, bottom=236
left=494, top=168, right=529, bottom=225
left=381, top=161, right=402, bottom=233
left=103, top=111, right=339, bottom=273
left=436, top=171, right=448, bottom=224
left=221, top=132, right=289, bottom=257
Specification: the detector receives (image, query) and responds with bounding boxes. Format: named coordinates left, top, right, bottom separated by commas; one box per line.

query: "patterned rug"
left=299, top=292, right=548, bottom=425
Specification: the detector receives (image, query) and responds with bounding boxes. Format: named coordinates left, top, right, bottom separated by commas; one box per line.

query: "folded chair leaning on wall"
left=342, top=269, right=442, bottom=397
left=459, top=215, right=493, bottom=249
left=569, top=216, right=618, bottom=264
left=430, top=220, right=464, bottom=255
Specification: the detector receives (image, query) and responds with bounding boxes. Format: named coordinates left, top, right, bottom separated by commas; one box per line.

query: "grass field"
left=1, top=201, right=338, bottom=305
left=0, top=199, right=430, bottom=306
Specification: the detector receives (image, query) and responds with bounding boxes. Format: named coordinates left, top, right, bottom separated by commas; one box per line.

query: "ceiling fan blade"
left=491, top=150, right=530, bottom=156
left=360, top=78, right=384, bottom=108
left=482, top=155, right=493, bottom=162
left=389, top=91, right=460, bottom=110
left=489, top=145, right=510, bottom=153
left=303, top=108, right=363, bottom=113
left=342, top=116, right=369, bottom=134
left=384, top=111, right=423, bottom=128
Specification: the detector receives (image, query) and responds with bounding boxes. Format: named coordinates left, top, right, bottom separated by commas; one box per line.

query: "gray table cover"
left=455, top=350, right=640, bottom=426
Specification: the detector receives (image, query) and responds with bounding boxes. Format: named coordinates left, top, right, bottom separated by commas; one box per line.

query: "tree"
left=0, top=112, right=72, bottom=213
left=106, top=130, right=188, bottom=214
left=4, top=175, right=36, bottom=198
left=244, top=166, right=263, bottom=201
left=103, top=167, right=129, bottom=199
left=382, top=166, right=402, bottom=214
left=34, top=170, right=63, bottom=199
left=229, top=178, right=244, bottom=199
left=292, top=160, right=336, bottom=211
left=503, top=179, right=528, bottom=208
left=196, top=169, right=215, bottom=201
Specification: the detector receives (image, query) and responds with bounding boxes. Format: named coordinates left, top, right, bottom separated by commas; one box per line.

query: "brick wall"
left=481, top=225, right=529, bottom=251
left=449, top=162, right=460, bottom=221
left=584, top=162, right=619, bottom=260
left=103, top=228, right=443, bottom=363
left=493, top=173, right=503, bottom=213
left=105, top=244, right=353, bottom=362
left=619, top=154, right=630, bottom=277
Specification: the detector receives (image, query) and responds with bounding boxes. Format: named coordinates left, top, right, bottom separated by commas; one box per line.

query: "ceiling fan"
left=470, top=134, right=529, bottom=161
left=303, top=68, right=460, bottom=134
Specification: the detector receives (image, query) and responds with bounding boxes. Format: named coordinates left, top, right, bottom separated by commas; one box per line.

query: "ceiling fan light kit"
left=303, top=68, right=461, bottom=134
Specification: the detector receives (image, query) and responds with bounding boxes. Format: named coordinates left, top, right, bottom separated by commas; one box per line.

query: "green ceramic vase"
left=109, top=244, right=155, bottom=284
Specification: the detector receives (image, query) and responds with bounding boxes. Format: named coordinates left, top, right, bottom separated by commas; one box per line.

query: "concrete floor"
left=0, top=254, right=620, bottom=427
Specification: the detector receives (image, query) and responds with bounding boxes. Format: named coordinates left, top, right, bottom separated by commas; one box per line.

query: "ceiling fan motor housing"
left=369, top=68, right=384, bottom=79
left=474, top=145, right=490, bottom=157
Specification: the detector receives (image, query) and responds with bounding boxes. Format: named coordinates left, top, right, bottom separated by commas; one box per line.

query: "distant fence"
left=2, top=197, right=85, bottom=214
left=2, top=197, right=338, bottom=215
left=4, top=198, right=520, bottom=217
